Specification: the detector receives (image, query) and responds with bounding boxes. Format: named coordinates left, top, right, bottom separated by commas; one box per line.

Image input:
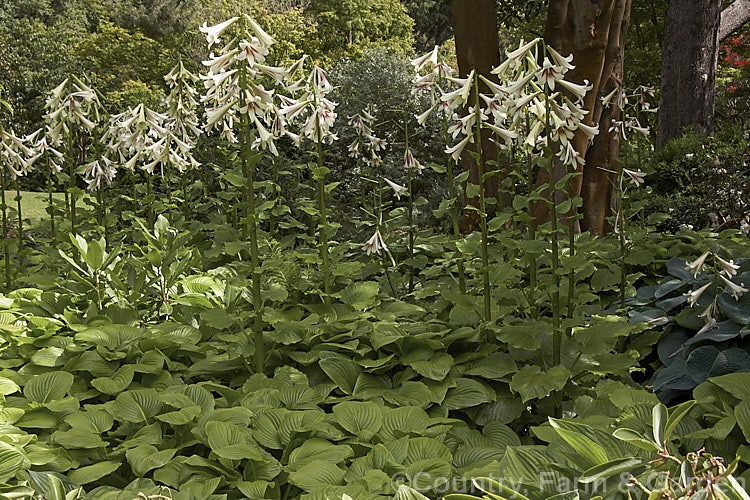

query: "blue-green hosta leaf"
left=0, top=441, right=29, bottom=483
left=24, top=371, right=74, bottom=404
left=0, top=377, right=20, bottom=396
left=205, top=421, right=264, bottom=461
left=74, top=325, right=144, bottom=349
left=125, top=445, right=177, bottom=477
left=91, top=365, right=135, bottom=395
left=510, top=366, right=571, bottom=403
left=287, top=439, right=353, bottom=472
left=337, top=281, right=379, bottom=310
left=67, top=461, right=121, bottom=485
left=288, top=462, right=346, bottom=491
left=332, top=401, right=383, bottom=440
left=444, top=378, right=495, bottom=410
left=319, top=357, right=361, bottom=395
left=112, top=389, right=163, bottom=423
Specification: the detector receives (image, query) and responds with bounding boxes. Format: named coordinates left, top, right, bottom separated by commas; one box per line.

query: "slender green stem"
left=146, top=172, right=154, bottom=228
left=315, top=112, right=331, bottom=303
left=14, top=179, right=22, bottom=274
left=237, top=23, right=265, bottom=373
left=440, top=103, right=466, bottom=293
left=47, top=160, right=55, bottom=237
left=473, top=73, right=491, bottom=322
left=68, top=133, right=77, bottom=233
left=526, top=115, right=537, bottom=316
left=544, top=78, right=562, bottom=368
left=567, top=212, right=576, bottom=319
left=1, top=169, right=9, bottom=289
left=404, top=111, right=415, bottom=294
left=269, top=156, right=278, bottom=238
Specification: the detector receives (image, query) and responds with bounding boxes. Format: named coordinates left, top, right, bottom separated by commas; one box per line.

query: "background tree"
left=401, top=0, right=453, bottom=51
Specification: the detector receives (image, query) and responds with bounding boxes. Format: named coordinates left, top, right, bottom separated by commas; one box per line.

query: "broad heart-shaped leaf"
left=734, top=400, right=750, bottom=442
left=319, top=357, right=361, bottom=395
left=409, top=353, right=454, bottom=381
left=287, top=461, right=346, bottom=491
left=67, top=461, right=121, bottom=484
left=287, top=439, right=353, bottom=472
left=510, top=366, right=570, bottom=403
left=112, top=389, right=163, bottom=423
left=380, top=407, right=430, bottom=442
left=24, top=371, right=74, bottom=403
left=444, top=378, right=495, bottom=410
left=337, top=281, right=379, bottom=310
left=0, top=377, right=20, bottom=396
left=548, top=419, right=609, bottom=470
left=332, top=401, right=383, bottom=440
left=125, top=445, right=176, bottom=477
left=74, top=324, right=145, bottom=349
left=708, top=373, right=750, bottom=400
left=205, top=421, right=263, bottom=460
left=0, top=441, right=29, bottom=483
left=91, top=365, right=134, bottom=395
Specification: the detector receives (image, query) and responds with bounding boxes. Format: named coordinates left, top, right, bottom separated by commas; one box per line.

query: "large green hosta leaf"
left=74, top=325, right=144, bottom=349
left=24, top=371, right=74, bottom=403
left=510, top=365, right=571, bottom=403
left=112, top=389, right=163, bottom=423
left=319, top=357, right=361, bottom=395
left=91, top=365, right=134, bottom=395
left=0, top=441, right=29, bottom=483
left=125, top=445, right=177, bottom=477
left=287, top=439, right=353, bottom=472
left=67, top=461, right=121, bottom=485
left=332, top=401, right=383, bottom=440
left=205, top=421, right=264, bottom=460
left=288, top=461, right=346, bottom=491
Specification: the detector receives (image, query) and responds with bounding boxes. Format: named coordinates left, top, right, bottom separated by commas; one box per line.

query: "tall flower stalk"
left=200, top=15, right=296, bottom=372
left=44, top=76, right=102, bottom=234
left=412, top=47, right=467, bottom=293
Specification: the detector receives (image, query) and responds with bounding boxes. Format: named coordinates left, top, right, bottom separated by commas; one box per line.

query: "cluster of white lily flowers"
left=198, top=15, right=337, bottom=156
left=684, top=250, right=747, bottom=335
left=412, top=38, right=599, bottom=171
left=0, top=128, right=41, bottom=180
left=347, top=109, right=386, bottom=164
left=602, top=84, right=657, bottom=141
left=44, top=76, right=102, bottom=146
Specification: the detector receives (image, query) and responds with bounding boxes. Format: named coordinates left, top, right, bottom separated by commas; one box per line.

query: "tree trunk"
left=451, top=0, right=500, bottom=232
left=540, top=0, right=632, bottom=234
left=718, top=0, right=750, bottom=42
left=657, top=0, right=722, bottom=148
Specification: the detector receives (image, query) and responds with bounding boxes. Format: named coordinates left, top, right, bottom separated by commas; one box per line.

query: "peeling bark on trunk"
left=657, top=0, right=722, bottom=148
left=451, top=0, right=500, bottom=232
left=538, top=0, right=631, bottom=234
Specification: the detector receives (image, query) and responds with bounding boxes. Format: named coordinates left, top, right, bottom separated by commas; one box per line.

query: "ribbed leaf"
left=112, top=389, right=163, bottom=423
left=74, top=325, right=144, bottom=349
left=319, top=357, right=361, bottom=395
left=67, top=461, right=121, bottom=484
left=24, top=371, right=74, bottom=403
left=380, top=407, right=430, bottom=441
left=549, top=418, right=608, bottom=470
left=91, top=365, right=134, bottom=395
left=205, top=421, right=263, bottom=460
left=287, top=439, right=352, bottom=471
left=337, top=281, right=379, bottom=310
left=444, top=378, right=494, bottom=410
left=332, top=401, right=383, bottom=440
left=125, top=445, right=176, bottom=476
left=288, top=462, right=345, bottom=491
left=0, top=441, right=29, bottom=483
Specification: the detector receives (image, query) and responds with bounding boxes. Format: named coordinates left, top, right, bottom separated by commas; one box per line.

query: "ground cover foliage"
left=0, top=12, right=749, bottom=500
